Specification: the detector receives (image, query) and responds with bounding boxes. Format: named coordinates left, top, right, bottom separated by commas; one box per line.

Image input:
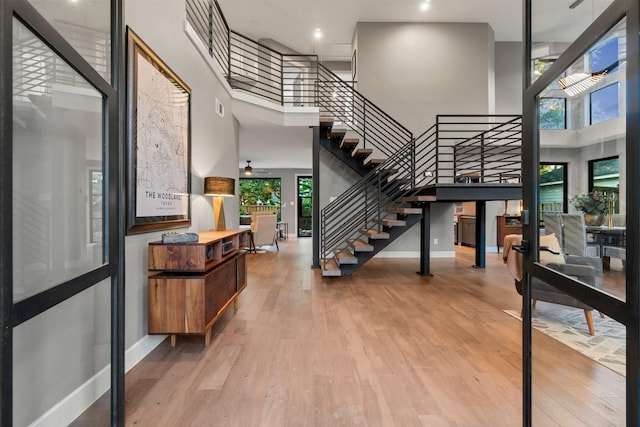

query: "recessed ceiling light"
left=420, top=1, right=430, bottom=11
left=314, top=28, right=322, bottom=39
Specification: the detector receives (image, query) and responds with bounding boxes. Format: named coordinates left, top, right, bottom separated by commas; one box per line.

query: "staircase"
left=318, top=114, right=425, bottom=276
left=318, top=113, right=523, bottom=276
left=186, top=0, right=523, bottom=277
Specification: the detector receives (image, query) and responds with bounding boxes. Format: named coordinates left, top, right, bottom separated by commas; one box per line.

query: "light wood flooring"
left=73, top=238, right=626, bottom=426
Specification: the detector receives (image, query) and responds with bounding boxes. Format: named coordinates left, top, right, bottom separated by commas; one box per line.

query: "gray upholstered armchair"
left=505, top=233, right=604, bottom=336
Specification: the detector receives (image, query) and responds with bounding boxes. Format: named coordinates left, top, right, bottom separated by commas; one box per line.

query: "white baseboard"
left=30, top=334, right=166, bottom=427
left=374, top=250, right=455, bottom=258
left=125, top=335, right=167, bottom=373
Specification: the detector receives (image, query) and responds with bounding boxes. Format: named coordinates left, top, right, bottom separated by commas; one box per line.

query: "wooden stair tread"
left=387, top=207, right=423, bottom=215
left=329, top=128, right=347, bottom=138
left=333, top=249, right=358, bottom=265
left=361, top=228, right=390, bottom=239
left=340, top=138, right=359, bottom=149
left=322, top=258, right=341, bottom=276
left=364, top=158, right=385, bottom=167
left=399, top=195, right=437, bottom=203
left=373, top=218, right=407, bottom=227
left=319, top=116, right=334, bottom=125
left=352, top=148, right=373, bottom=158
left=348, top=238, right=374, bottom=252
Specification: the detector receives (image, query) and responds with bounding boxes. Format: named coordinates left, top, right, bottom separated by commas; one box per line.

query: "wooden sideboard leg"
left=234, top=298, right=238, bottom=310
left=170, top=335, right=177, bottom=347
left=204, top=328, right=211, bottom=347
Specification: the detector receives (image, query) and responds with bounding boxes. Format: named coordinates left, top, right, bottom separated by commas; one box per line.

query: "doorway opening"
left=297, top=176, right=312, bottom=237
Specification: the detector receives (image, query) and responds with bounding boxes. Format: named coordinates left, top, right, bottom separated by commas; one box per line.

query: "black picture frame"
left=126, top=27, right=192, bottom=234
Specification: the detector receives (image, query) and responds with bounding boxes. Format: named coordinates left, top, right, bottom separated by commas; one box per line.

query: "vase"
left=584, top=213, right=605, bottom=226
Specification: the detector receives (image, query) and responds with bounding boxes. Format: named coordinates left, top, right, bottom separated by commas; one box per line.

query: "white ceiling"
left=218, top=0, right=524, bottom=62
left=221, top=0, right=612, bottom=169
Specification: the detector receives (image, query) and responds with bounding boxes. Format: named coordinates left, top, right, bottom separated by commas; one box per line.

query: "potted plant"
left=570, top=190, right=609, bottom=226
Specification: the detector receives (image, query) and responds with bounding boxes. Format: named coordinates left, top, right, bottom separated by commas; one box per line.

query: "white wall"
left=354, top=22, right=495, bottom=133
left=495, top=42, right=523, bottom=114
left=124, top=0, right=240, bottom=349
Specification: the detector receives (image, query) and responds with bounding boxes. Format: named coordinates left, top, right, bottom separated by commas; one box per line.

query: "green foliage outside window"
left=239, top=178, right=281, bottom=215
left=539, top=98, right=566, bottom=129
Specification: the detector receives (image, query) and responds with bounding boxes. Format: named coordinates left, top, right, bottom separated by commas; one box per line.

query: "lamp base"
left=213, top=197, right=227, bottom=231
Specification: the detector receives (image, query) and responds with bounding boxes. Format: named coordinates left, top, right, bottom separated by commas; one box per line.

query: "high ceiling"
left=220, top=0, right=612, bottom=169
left=218, top=0, right=524, bottom=62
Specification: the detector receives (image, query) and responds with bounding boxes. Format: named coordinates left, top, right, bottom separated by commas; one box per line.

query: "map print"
left=135, top=52, right=189, bottom=217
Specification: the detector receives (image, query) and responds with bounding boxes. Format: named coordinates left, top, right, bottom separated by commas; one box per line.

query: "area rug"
left=504, top=306, right=626, bottom=376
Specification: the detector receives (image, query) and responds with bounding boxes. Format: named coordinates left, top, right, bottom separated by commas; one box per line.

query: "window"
left=589, top=157, right=619, bottom=213
left=539, top=163, right=568, bottom=223
left=239, top=178, right=281, bottom=220
left=539, top=97, right=566, bottom=129
left=90, top=170, right=103, bottom=243
left=532, top=58, right=563, bottom=89
left=590, top=82, right=619, bottom=124
left=590, top=37, right=619, bottom=73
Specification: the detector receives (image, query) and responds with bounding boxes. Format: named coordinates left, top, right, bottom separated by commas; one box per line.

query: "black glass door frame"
left=523, top=0, right=639, bottom=425
left=0, top=0, right=124, bottom=425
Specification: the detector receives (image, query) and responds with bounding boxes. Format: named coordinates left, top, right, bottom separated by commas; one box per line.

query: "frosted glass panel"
left=28, top=0, right=111, bottom=81
left=13, top=20, right=105, bottom=302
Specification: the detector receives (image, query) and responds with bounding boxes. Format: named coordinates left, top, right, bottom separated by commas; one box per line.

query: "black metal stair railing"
left=321, top=115, right=522, bottom=273
left=187, top=0, right=318, bottom=106
left=414, top=115, right=522, bottom=186
left=320, top=141, right=418, bottom=267
left=184, top=0, right=524, bottom=274
left=316, top=65, right=413, bottom=158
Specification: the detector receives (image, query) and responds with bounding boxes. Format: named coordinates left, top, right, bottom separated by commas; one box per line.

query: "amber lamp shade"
left=204, top=177, right=235, bottom=230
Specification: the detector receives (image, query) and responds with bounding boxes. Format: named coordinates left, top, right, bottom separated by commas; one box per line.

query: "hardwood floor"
left=72, top=238, right=625, bottom=426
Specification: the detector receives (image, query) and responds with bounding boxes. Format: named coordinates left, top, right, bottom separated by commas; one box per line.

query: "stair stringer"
left=334, top=210, right=422, bottom=276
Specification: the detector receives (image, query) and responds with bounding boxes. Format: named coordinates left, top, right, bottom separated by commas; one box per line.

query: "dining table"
left=586, top=225, right=626, bottom=270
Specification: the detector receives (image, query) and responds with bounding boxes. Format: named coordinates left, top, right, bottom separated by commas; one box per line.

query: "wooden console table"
left=147, top=230, right=249, bottom=347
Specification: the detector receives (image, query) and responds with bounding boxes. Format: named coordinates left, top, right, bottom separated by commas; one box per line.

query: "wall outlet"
left=433, top=238, right=438, bottom=245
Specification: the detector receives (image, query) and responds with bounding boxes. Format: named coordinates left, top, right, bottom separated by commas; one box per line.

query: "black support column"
left=311, top=125, right=320, bottom=269
left=474, top=200, right=486, bottom=268
left=419, top=203, right=432, bottom=276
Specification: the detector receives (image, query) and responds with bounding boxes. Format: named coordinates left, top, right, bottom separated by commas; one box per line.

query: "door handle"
left=512, top=240, right=530, bottom=255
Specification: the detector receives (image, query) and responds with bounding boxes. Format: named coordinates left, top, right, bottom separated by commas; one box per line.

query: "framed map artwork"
left=126, top=27, right=191, bottom=234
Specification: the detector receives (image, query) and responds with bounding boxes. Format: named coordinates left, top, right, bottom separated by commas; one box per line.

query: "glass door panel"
left=529, top=13, right=629, bottom=426
left=12, top=19, right=105, bottom=303
left=13, top=279, right=111, bottom=426
left=537, top=17, right=626, bottom=302
left=531, top=299, right=625, bottom=426
left=28, top=0, right=111, bottom=81
left=531, top=0, right=614, bottom=87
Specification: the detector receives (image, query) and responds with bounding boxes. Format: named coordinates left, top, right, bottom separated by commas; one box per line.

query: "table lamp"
left=204, top=177, right=235, bottom=231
